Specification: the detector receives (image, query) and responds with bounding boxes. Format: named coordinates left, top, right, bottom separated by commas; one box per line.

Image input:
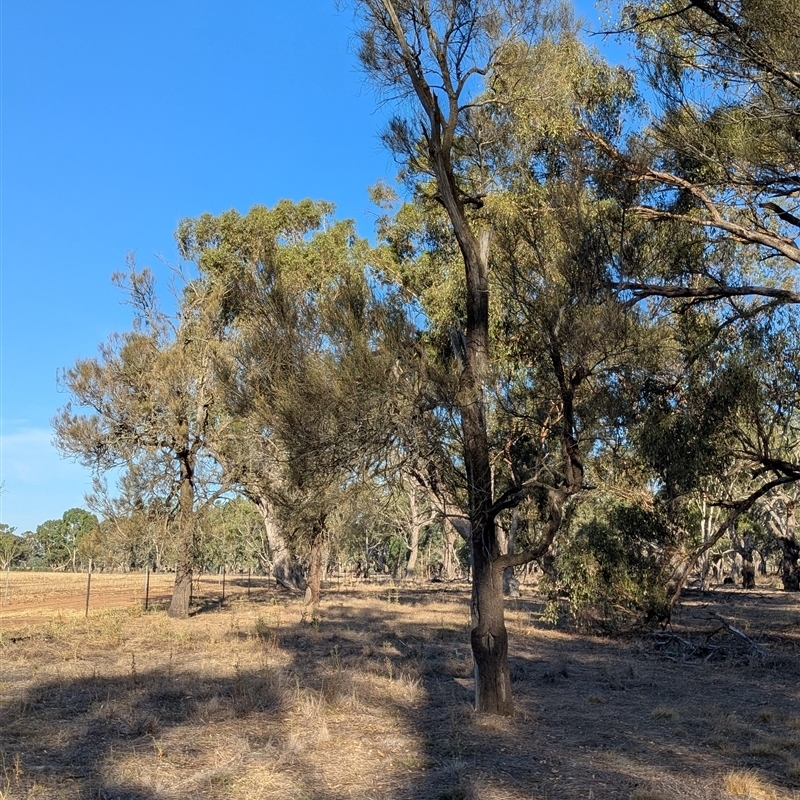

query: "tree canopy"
left=43, top=0, right=800, bottom=718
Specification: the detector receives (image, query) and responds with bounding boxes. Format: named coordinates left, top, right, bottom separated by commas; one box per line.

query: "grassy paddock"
left=0, top=570, right=277, bottom=627
left=1, top=580, right=799, bottom=800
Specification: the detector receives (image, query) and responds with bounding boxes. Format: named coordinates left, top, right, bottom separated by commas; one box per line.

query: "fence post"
left=247, top=568, right=251, bottom=598
left=144, top=566, right=151, bottom=611
left=85, top=560, right=93, bottom=618
left=221, top=566, right=226, bottom=604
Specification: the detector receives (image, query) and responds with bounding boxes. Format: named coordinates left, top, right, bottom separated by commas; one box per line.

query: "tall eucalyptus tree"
left=353, top=0, right=643, bottom=713
left=177, top=200, right=414, bottom=601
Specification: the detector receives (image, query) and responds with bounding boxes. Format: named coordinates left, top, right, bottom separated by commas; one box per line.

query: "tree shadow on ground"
left=1, top=585, right=798, bottom=799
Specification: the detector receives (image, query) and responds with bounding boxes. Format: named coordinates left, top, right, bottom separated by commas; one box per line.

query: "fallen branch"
left=711, top=613, right=767, bottom=657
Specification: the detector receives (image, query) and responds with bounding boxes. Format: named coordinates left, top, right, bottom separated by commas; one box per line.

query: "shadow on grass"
left=1, top=586, right=799, bottom=799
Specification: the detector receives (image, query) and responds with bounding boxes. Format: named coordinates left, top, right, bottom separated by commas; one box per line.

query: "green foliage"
left=617, top=0, right=800, bottom=269
left=44, top=0, right=800, bottom=633
left=32, top=508, right=99, bottom=571
left=636, top=365, right=749, bottom=498
left=544, top=501, right=677, bottom=630
left=195, top=498, right=264, bottom=572
left=0, top=524, right=27, bottom=570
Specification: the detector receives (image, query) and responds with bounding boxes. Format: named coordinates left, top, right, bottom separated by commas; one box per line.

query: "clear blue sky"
left=1, top=1, right=622, bottom=534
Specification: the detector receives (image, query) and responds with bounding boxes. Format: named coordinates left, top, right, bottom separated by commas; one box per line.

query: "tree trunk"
left=256, top=498, right=305, bottom=592
left=405, top=524, right=420, bottom=580
left=698, top=495, right=719, bottom=591
left=499, top=509, right=520, bottom=597
left=742, top=557, right=756, bottom=589
left=362, top=1, right=516, bottom=713
left=734, top=534, right=756, bottom=590
left=780, top=498, right=800, bottom=591
left=741, top=546, right=755, bottom=589
left=169, top=559, right=193, bottom=618
left=779, top=536, right=800, bottom=591
left=426, top=491, right=470, bottom=580
left=471, top=556, right=513, bottom=715
left=306, top=516, right=327, bottom=606
left=730, top=552, right=741, bottom=585
left=168, top=448, right=195, bottom=619
left=441, top=519, right=460, bottom=580
left=404, top=480, right=436, bottom=580
left=458, top=233, right=512, bottom=712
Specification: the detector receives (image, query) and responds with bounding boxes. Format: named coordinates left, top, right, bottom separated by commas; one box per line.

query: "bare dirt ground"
left=0, top=572, right=270, bottom=629
left=1, top=577, right=798, bottom=800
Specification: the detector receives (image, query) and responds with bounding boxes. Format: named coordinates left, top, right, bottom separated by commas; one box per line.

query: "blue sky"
left=1, top=1, right=623, bottom=534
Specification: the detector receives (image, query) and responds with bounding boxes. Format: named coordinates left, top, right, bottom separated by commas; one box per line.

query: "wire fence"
left=0, top=568, right=284, bottom=628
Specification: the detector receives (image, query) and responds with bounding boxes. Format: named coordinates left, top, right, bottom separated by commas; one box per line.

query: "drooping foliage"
left=43, top=0, right=800, bottom=723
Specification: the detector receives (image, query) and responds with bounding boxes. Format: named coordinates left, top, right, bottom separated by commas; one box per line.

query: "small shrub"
left=542, top=501, right=676, bottom=631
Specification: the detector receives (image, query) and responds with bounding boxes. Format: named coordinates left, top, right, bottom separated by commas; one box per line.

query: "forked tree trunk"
left=404, top=483, right=432, bottom=580
left=256, top=498, right=305, bottom=592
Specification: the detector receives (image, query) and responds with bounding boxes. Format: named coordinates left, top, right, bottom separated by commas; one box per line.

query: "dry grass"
left=1, top=581, right=799, bottom=799
left=724, top=769, right=780, bottom=799
left=0, top=571, right=268, bottom=627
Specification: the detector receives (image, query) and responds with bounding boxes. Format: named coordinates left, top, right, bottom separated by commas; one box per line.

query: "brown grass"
left=1, top=581, right=799, bottom=799
left=724, top=769, right=779, bottom=799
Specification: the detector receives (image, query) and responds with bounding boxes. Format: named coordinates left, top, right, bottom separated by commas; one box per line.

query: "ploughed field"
left=1, top=576, right=799, bottom=800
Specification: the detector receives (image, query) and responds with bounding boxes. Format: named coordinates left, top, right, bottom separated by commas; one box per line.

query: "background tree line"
left=36, top=0, right=800, bottom=714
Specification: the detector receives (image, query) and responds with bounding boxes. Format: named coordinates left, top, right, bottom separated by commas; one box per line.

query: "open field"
left=0, top=571, right=275, bottom=629
left=1, top=578, right=799, bottom=800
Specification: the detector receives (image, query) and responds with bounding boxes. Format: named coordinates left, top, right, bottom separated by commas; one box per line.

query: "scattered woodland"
left=3, top=0, right=800, bottom=721
left=1, top=578, right=799, bottom=799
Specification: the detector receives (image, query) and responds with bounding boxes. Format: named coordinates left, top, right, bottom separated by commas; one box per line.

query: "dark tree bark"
left=779, top=537, right=800, bottom=591
left=733, top=534, right=756, bottom=590
left=357, top=0, right=512, bottom=711
left=355, top=0, right=569, bottom=714
left=169, top=560, right=193, bottom=619
left=471, top=553, right=513, bottom=714
left=742, top=558, right=756, bottom=590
